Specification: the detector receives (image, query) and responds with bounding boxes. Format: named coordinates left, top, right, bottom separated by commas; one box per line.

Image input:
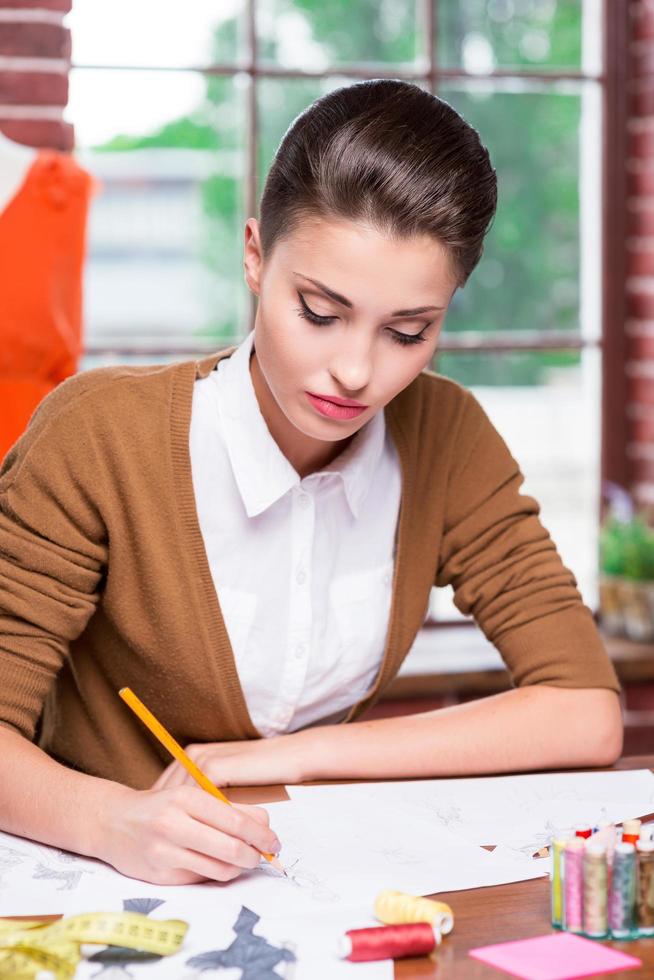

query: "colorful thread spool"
left=622, top=819, right=641, bottom=846
left=374, top=890, right=454, bottom=937
left=340, top=923, right=439, bottom=962
left=588, top=823, right=617, bottom=868
left=563, top=838, right=585, bottom=933
left=637, top=836, right=654, bottom=936
left=551, top=836, right=569, bottom=929
left=583, top=841, right=608, bottom=938
left=609, top=841, right=637, bottom=938
left=574, top=825, right=592, bottom=840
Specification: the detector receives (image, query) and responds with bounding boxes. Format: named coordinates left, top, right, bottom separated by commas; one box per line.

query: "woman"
left=0, top=79, right=622, bottom=886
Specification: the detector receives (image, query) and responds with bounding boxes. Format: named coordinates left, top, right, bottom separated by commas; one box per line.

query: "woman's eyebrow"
left=291, top=272, right=444, bottom=317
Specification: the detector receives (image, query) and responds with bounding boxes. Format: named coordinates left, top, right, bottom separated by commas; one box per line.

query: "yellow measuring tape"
left=0, top=910, right=188, bottom=979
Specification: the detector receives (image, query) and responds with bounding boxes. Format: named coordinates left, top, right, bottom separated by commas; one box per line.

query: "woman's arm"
left=0, top=725, right=281, bottom=882
left=0, top=381, right=280, bottom=880
left=152, top=684, right=623, bottom=788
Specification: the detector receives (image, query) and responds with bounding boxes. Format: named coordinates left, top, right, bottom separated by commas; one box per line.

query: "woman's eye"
left=295, top=291, right=428, bottom=346
left=295, top=293, right=335, bottom=325
left=390, top=329, right=428, bottom=346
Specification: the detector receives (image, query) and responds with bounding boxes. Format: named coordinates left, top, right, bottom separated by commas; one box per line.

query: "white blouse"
left=189, top=328, right=402, bottom=736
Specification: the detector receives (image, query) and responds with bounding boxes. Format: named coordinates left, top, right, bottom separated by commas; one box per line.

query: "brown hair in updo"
left=258, top=78, right=497, bottom=288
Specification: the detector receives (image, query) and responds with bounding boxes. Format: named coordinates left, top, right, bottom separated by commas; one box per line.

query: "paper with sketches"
left=56, top=892, right=392, bottom=980
left=0, top=794, right=544, bottom=922
left=288, top=769, right=654, bottom=858
left=0, top=828, right=392, bottom=978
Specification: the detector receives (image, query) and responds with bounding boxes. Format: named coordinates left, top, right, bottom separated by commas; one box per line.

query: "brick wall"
left=0, top=0, right=73, bottom=151
left=628, top=0, right=654, bottom=504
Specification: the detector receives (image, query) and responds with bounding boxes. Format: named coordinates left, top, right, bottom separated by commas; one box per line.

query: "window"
left=66, top=0, right=607, bottom=618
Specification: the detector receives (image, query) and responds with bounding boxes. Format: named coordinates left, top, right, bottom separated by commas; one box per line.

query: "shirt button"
left=298, top=492, right=311, bottom=509
left=294, top=643, right=305, bottom=659
left=296, top=569, right=306, bottom=585
left=384, top=572, right=392, bottom=585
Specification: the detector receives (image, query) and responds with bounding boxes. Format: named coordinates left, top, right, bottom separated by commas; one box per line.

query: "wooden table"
left=387, top=752, right=654, bottom=978
left=7, top=755, right=654, bottom=978
left=231, top=756, right=654, bottom=978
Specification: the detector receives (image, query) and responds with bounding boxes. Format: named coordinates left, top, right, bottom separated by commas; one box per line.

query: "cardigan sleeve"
left=435, top=389, right=620, bottom=693
left=0, top=379, right=108, bottom=739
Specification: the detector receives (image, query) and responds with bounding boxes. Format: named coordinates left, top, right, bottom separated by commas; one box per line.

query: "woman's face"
left=243, top=214, right=458, bottom=459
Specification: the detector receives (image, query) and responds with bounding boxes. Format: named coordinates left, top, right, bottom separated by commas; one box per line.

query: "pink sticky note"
left=468, top=932, right=641, bottom=980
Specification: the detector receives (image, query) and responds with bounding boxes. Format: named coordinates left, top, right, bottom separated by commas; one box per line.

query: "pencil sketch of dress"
left=259, top=857, right=340, bottom=903
left=29, top=843, right=97, bottom=891
left=87, top=897, right=166, bottom=978
left=185, top=906, right=296, bottom=980
left=0, top=845, right=27, bottom=888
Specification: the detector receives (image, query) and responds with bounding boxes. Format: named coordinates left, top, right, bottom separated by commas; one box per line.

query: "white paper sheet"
left=0, top=786, right=553, bottom=978
left=0, top=834, right=391, bottom=978
left=51, top=890, right=392, bottom=980
left=0, top=797, right=545, bottom=922
left=287, top=768, right=654, bottom=858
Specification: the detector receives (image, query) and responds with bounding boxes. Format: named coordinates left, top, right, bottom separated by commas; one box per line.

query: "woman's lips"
left=305, top=392, right=368, bottom=420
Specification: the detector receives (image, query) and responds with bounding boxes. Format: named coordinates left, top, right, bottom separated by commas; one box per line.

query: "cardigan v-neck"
left=0, top=345, right=620, bottom=787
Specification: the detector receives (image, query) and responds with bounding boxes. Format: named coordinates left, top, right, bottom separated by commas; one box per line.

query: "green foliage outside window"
left=91, top=1, right=587, bottom=385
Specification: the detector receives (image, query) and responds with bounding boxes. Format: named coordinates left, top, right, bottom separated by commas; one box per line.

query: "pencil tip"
left=269, top=855, right=287, bottom=877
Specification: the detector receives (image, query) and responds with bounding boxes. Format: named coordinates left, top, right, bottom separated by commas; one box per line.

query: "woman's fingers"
left=179, top=847, right=244, bottom=882
left=163, top=764, right=193, bottom=790
left=154, top=841, right=244, bottom=883
left=173, top=813, right=262, bottom=872
left=179, top=786, right=281, bottom=856
left=234, top=802, right=271, bottom=827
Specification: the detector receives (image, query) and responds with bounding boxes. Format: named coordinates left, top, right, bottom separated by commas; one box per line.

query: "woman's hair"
left=258, top=78, right=497, bottom=287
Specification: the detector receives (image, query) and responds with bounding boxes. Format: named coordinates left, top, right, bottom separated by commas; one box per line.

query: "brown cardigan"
left=0, top=345, right=620, bottom=788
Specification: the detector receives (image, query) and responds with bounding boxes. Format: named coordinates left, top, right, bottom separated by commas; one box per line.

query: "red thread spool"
left=340, top=923, right=438, bottom=962
left=575, top=825, right=592, bottom=840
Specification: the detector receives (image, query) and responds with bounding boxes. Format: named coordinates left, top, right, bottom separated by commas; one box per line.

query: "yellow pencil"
left=118, top=686, right=286, bottom=875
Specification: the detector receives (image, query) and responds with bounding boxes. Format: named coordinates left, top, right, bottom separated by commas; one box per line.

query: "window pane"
left=68, top=69, right=249, bottom=351
left=256, top=0, right=423, bottom=70
left=435, top=0, right=582, bottom=72
left=428, top=347, right=600, bottom=619
left=68, top=0, right=247, bottom=68
left=439, top=83, right=582, bottom=337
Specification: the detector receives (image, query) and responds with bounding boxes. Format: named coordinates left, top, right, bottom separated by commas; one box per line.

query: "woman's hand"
left=97, top=783, right=281, bottom=886
left=151, top=733, right=310, bottom=791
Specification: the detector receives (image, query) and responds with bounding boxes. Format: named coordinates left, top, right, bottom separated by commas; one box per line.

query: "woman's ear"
left=244, top=217, right=263, bottom=296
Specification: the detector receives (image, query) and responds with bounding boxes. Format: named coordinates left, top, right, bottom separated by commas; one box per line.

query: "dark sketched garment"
left=0, top=346, right=620, bottom=788
left=186, top=906, right=296, bottom=979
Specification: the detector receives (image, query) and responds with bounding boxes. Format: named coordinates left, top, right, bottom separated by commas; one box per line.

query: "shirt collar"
left=215, top=329, right=386, bottom=519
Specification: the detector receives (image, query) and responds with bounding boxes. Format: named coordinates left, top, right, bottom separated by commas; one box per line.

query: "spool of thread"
left=551, top=837, right=569, bottom=928
left=574, top=825, right=592, bottom=840
left=583, top=841, right=608, bottom=938
left=564, top=838, right=585, bottom=933
left=340, top=923, right=439, bottom=962
left=637, top=836, right=654, bottom=936
left=622, top=819, right=642, bottom=845
left=588, top=823, right=617, bottom=867
left=609, top=841, right=637, bottom=939
left=640, top=824, right=653, bottom=843
left=374, top=890, right=453, bottom=936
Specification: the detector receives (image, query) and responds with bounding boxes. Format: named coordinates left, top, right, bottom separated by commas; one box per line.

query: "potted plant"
left=599, top=513, right=654, bottom=641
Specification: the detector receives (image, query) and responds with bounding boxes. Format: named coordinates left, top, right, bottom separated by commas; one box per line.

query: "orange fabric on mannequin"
left=0, top=149, right=96, bottom=461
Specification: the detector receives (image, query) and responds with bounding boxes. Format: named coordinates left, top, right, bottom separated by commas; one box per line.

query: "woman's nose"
left=328, top=341, right=373, bottom=395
